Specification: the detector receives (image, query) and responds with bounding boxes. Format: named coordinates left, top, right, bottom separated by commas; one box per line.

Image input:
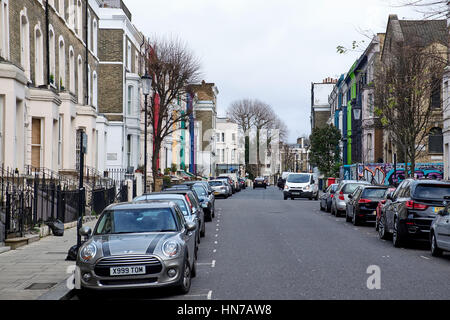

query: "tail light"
left=405, top=200, right=428, bottom=211
left=185, top=194, right=193, bottom=209
left=330, top=194, right=334, bottom=198
left=358, top=199, right=372, bottom=204
left=381, top=200, right=386, bottom=204
left=339, top=192, right=345, bottom=201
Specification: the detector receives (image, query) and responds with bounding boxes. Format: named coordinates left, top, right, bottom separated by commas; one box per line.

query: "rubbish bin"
left=327, top=177, right=337, bottom=188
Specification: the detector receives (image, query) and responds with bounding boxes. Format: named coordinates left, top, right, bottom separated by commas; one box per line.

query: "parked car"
left=215, top=176, right=236, bottom=194
left=253, top=177, right=267, bottom=189
left=283, top=173, right=319, bottom=200
left=209, top=179, right=231, bottom=198
left=133, top=193, right=204, bottom=244
left=378, top=179, right=450, bottom=248
left=331, top=180, right=371, bottom=217
left=219, top=173, right=241, bottom=192
left=430, top=200, right=450, bottom=257
left=76, top=201, right=197, bottom=294
left=182, top=182, right=216, bottom=220
left=375, top=187, right=397, bottom=231
left=319, top=184, right=339, bottom=212
left=187, top=183, right=215, bottom=222
left=238, top=178, right=247, bottom=190
left=159, top=189, right=206, bottom=235
left=346, top=185, right=389, bottom=226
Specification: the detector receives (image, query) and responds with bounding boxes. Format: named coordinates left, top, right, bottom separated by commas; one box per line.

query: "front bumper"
left=284, top=190, right=313, bottom=198
left=335, top=200, right=347, bottom=211
left=77, top=255, right=185, bottom=291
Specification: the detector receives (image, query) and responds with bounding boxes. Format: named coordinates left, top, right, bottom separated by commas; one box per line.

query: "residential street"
left=71, top=186, right=450, bottom=300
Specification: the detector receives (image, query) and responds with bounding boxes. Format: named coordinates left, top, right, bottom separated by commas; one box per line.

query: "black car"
left=378, top=179, right=450, bottom=247
left=238, top=178, right=246, bottom=190
left=346, top=185, right=389, bottom=226
left=254, top=177, right=267, bottom=189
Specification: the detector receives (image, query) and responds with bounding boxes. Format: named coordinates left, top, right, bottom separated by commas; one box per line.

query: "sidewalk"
left=0, top=219, right=97, bottom=300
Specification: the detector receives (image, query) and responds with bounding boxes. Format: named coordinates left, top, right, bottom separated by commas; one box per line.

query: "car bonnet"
left=92, top=233, right=177, bottom=256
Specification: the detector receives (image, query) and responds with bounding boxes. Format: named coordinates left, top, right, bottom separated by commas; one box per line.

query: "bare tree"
left=396, top=0, right=448, bottom=19
left=146, top=36, right=201, bottom=188
left=374, top=41, right=447, bottom=176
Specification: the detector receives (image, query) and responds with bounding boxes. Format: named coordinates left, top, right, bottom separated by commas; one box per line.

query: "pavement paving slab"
left=0, top=219, right=97, bottom=300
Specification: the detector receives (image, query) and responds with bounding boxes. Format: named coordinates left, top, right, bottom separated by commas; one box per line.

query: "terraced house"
left=0, top=0, right=102, bottom=174
left=97, top=0, right=146, bottom=173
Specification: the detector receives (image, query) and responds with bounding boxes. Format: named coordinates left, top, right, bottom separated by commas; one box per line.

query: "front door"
left=31, top=118, right=42, bottom=169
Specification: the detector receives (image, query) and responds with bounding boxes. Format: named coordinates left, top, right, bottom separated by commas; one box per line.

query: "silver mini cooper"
left=75, top=201, right=197, bottom=294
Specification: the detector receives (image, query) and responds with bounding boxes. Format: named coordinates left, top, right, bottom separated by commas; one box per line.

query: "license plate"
left=373, top=211, right=377, bottom=216
left=110, top=266, right=146, bottom=276
left=292, top=192, right=300, bottom=195
left=214, top=192, right=220, bottom=195
left=434, top=207, right=444, bottom=213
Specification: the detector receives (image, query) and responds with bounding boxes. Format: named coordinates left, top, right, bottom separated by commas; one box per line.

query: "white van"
left=283, top=173, right=319, bottom=200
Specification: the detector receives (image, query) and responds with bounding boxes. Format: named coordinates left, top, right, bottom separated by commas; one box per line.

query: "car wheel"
left=284, top=196, right=288, bottom=200
left=326, top=203, right=331, bottom=213
left=191, top=258, right=197, bottom=278
left=205, top=212, right=212, bottom=222
left=375, top=218, right=379, bottom=231
left=378, top=215, right=389, bottom=240
left=319, top=202, right=324, bottom=211
left=315, top=193, right=319, bottom=201
left=392, top=217, right=404, bottom=248
left=200, top=222, right=205, bottom=238
left=176, top=258, right=192, bottom=294
left=431, top=232, right=443, bottom=257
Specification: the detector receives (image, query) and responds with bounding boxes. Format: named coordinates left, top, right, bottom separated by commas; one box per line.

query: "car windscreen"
left=95, top=208, right=178, bottom=235
left=413, top=185, right=450, bottom=200
left=209, top=181, right=223, bottom=187
left=342, top=183, right=365, bottom=194
left=287, top=174, right=310, bottom=183
left=193, top=185, right=207, bottom=197
left=361, top=188, right=388, bottom=199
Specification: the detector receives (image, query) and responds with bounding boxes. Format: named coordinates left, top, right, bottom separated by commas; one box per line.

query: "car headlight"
left=304, top=186, right=310, bottom=191
left=162, top=241, right=181, bottom=258
left=284, top=185, right=289, bottom=191
left=80, top=244, right=97, bottom=262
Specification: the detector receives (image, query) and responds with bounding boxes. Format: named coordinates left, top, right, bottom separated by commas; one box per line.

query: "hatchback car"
left=254, top=177, right=267, bottom=189
left=209, top=179, right=230, bottom=198
left=346, top=186, right=389, bottom=226
left=320, top=184, right=339, bottom=212
left=75, top=201, right=197, bottom=294
left=331, top=180, right=371, bottom=217
left=430, top=201, right=450, bottom=257
left=215, top=176, right=236, bottom=194
left=187, top=183, right=215, bottom=222
left=378, top=179, right=450, bottom=247
left=375, top=187, right=397, bottom=231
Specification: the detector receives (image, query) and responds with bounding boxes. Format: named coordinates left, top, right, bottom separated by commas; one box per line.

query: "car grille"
left=94, top=255, right=163, bottom=277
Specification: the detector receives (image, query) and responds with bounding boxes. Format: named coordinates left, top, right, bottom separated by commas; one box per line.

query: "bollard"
left=126, top=179, right=133, bottom=202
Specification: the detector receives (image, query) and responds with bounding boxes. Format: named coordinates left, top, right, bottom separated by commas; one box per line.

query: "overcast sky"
left=125, top=0, right=424, bottom=143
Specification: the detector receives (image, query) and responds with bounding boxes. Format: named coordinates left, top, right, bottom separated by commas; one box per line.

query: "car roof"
left=408, top=179, right=450, bottom=186
left=136, top=194, right=185, bottom=200
left=105, top=201, right=177, bottom=211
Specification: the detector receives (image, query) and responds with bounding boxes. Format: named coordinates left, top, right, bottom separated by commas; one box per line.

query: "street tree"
left=374, top=40, right=447, bottom=177
left=146, top=36, right=201, bottom=188
left=309, top=125, right=342, bottom=178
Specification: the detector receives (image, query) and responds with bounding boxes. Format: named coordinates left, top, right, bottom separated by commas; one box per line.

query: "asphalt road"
left=72, top=186, right=450, bottom=300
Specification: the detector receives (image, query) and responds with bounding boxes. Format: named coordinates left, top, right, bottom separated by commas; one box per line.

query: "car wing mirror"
left=386, top=192, right=393, bottom=201
left=79, top=226, right=92, bottom=238
left=348, top=194, right=353, bottom=199
left=186, top=222, right=197, bottom=232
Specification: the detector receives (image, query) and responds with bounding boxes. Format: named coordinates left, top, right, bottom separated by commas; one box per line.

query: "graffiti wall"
left=340, top=163, right=444, bottom=186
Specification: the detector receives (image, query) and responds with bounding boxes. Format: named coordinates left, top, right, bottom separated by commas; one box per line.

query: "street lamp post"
left=141, top=72, right=152, bottom=194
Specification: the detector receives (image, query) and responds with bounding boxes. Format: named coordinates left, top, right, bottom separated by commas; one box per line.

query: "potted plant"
left=50, top=74, right=55, bottom=85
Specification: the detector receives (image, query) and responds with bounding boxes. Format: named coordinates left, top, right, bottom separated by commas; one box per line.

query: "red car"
left=375, top=187, right=396, bottom=231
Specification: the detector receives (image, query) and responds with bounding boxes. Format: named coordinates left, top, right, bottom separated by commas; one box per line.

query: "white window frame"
left=34, top=24, right=44, bottom=86
left=49, top=25, right=56, bottom=86
left=0, top=0, right=10, bottom=60
left=92, top=71, right=98, bottom=110
left=69, top=46, right=75, bottom=93
left=127, top=85, right=134, bottom=115
left=92, top=19, right=98, bottom=56
left=58, top=115, right=63, bottom=167
left=58, top=0, right=65, bottom=18
left=20, top=9, right=30, bottom=80
left=77, top=55, right=83, bottom=104
left=127, top=41, right=132, bottom=71
left=58, top=36, right=65, bottom=90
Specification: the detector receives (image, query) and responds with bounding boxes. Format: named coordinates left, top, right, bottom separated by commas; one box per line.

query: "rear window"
left=287, top=174, right=310, bottom=183
left=209, top=181, right=223, bottom=187
left=362, top=188, right=388, bottom=199
left=413, top=185, right=450, bottom=199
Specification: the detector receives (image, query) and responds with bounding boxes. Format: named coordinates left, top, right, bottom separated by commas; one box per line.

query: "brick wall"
left=9, top=0, right=99, bottom=104
left=196, top=110, right=212, bottom=151
left=99, top=29, right=123, bottom=62
left=98, top=63, right=123, bottom=116
left=313, top=111, right=330, bottom=129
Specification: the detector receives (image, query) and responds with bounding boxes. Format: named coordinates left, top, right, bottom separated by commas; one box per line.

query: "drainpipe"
left=85, top=0, right=89, bottom=106
left=45, top=0, right=50, bottom=86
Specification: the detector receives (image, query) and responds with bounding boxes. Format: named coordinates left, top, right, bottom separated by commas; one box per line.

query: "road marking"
left=420, top=256, right=430, bottom=260
left=216, top=228, right=219, bottom=232
left=215, top=234, right=218, bottom=238
left=211, top=260, right=216, bottom=268
left=207, top=290, right=213, bottom=300
left=214, top=241, right=218, bottom=244
left=216, top=224, right=220, bottom=227
left=213, top=249, right=217, bottom=253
